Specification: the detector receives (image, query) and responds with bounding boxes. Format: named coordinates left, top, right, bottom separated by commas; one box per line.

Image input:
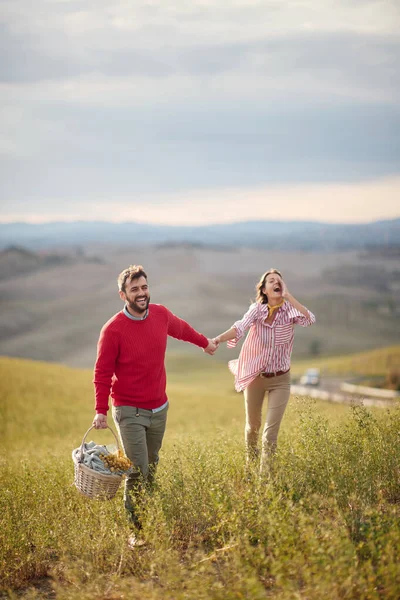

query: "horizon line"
left=0, top=216, right=399, bottom=227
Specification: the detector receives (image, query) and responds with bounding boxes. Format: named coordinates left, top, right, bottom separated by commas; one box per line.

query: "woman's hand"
left=279, top=276, right=290, bottom=299
left=204, top=338, right=219, bottom=355
left=277, top=278, right=311, bottom=319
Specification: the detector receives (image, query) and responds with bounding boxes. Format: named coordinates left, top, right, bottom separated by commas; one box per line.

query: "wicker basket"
left=72, top=425, right=123, bottom=500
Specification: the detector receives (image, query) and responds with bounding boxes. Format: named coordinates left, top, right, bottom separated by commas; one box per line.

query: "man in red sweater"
left=92, top=264, right=217, bottom=534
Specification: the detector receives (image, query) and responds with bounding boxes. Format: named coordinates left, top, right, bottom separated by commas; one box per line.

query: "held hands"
left=93, top=413, right=108, bottom=429
left=203, top=337, right=220, bottom=355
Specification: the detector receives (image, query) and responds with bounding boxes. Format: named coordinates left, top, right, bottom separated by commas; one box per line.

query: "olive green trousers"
left=112, top=403, right=168, bottom=522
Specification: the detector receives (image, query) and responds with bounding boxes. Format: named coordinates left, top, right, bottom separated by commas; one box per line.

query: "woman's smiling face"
left=263, top=272, right=283, bottom=301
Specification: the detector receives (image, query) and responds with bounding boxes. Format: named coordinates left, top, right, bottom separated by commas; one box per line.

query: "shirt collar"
left=123, top=304, right=149, bottom=321
left=259, top=300, right=287, bottom=311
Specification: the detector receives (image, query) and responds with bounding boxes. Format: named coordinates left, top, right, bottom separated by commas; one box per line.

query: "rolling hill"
left=0, top=243, right=399, bottom=368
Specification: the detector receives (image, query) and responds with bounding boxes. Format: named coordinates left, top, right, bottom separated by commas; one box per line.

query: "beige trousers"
left=244, top=371, right=291, bottom=470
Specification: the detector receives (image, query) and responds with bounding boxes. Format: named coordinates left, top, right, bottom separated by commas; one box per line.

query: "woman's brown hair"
left=255, top=268, right=283, bottom=304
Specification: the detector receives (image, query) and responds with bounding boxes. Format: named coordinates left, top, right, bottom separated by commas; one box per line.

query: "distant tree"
left=309, top=339, right=322, bottom=357
left=385, top=369, right=400, bottom=391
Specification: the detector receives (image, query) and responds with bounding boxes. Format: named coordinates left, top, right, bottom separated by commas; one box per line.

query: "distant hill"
left=0, top=245, right=104, bottom=280
left=0, top=218, right=399, bottom=251
left=0, top=243, right=399, bottom=368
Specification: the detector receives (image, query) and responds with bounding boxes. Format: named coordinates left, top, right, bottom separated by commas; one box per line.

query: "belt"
left=260, top=368, right=290, bottom=379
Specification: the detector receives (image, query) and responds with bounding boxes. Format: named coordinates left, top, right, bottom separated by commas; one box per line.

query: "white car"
left=300, top=368, right=321, bottom=386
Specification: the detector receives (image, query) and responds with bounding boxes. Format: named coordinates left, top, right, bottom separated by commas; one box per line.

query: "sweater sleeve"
left=165, top=308, right=209, bottom=349
left=93, top=325, right=119, bottom=415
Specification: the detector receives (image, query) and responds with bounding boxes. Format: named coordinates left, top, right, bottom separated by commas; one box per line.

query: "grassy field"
left=1, top=348, right=400, bottom=599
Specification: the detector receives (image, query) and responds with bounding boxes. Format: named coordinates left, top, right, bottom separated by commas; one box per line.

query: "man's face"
left=120, top=276, right=150, bottom=315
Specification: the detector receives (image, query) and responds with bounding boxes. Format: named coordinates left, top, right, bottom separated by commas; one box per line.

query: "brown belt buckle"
left=261, top=371, right=275, bottom=378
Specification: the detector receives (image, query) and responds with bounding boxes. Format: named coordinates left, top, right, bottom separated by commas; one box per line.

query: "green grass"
left=1, top=349, right=400, bottom=599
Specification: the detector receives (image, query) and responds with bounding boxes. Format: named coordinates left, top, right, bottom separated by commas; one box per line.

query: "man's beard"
left=127, top=296, right=150, bottom=314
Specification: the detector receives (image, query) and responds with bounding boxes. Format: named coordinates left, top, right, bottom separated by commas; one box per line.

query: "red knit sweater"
left=93, top=304, right=209, bottom=414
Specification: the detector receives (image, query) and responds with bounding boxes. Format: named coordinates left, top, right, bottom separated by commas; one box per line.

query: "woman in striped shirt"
left=214, top=268, right=316, bottom=472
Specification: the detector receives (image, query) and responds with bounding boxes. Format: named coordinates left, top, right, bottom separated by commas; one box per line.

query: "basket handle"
left=78, top=425, right=121, bottom=463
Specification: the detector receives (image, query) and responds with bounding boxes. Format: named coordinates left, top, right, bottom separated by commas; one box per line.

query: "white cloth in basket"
left=75, top=441, right=112, bottom=474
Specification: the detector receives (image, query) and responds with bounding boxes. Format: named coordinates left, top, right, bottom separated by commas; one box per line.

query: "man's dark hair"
left=117, top=265, right=147, bottom=293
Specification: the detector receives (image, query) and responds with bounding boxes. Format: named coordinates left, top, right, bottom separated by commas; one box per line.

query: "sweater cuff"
left=199, top=334, right=209, bottom=349
left=95, top=397, right=109, bottom=415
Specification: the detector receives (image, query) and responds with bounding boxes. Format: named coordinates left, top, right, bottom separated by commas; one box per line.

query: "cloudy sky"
left=1, top=0, right=399, bottom=225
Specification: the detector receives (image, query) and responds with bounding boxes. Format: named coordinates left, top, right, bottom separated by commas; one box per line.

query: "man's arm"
left=92, top=326, right=118, bottom=429
left=165, top=308, right=217, bottom=354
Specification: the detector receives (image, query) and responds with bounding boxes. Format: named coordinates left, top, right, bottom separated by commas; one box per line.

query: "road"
left=291, top=376, right=399, bottom=409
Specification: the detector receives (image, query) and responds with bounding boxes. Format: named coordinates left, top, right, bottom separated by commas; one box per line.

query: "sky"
left=1, top=0, right=399, bottom=225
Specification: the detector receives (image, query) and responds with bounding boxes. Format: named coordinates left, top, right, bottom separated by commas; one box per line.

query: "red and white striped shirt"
left=228, top=301, right=316, bottom=392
